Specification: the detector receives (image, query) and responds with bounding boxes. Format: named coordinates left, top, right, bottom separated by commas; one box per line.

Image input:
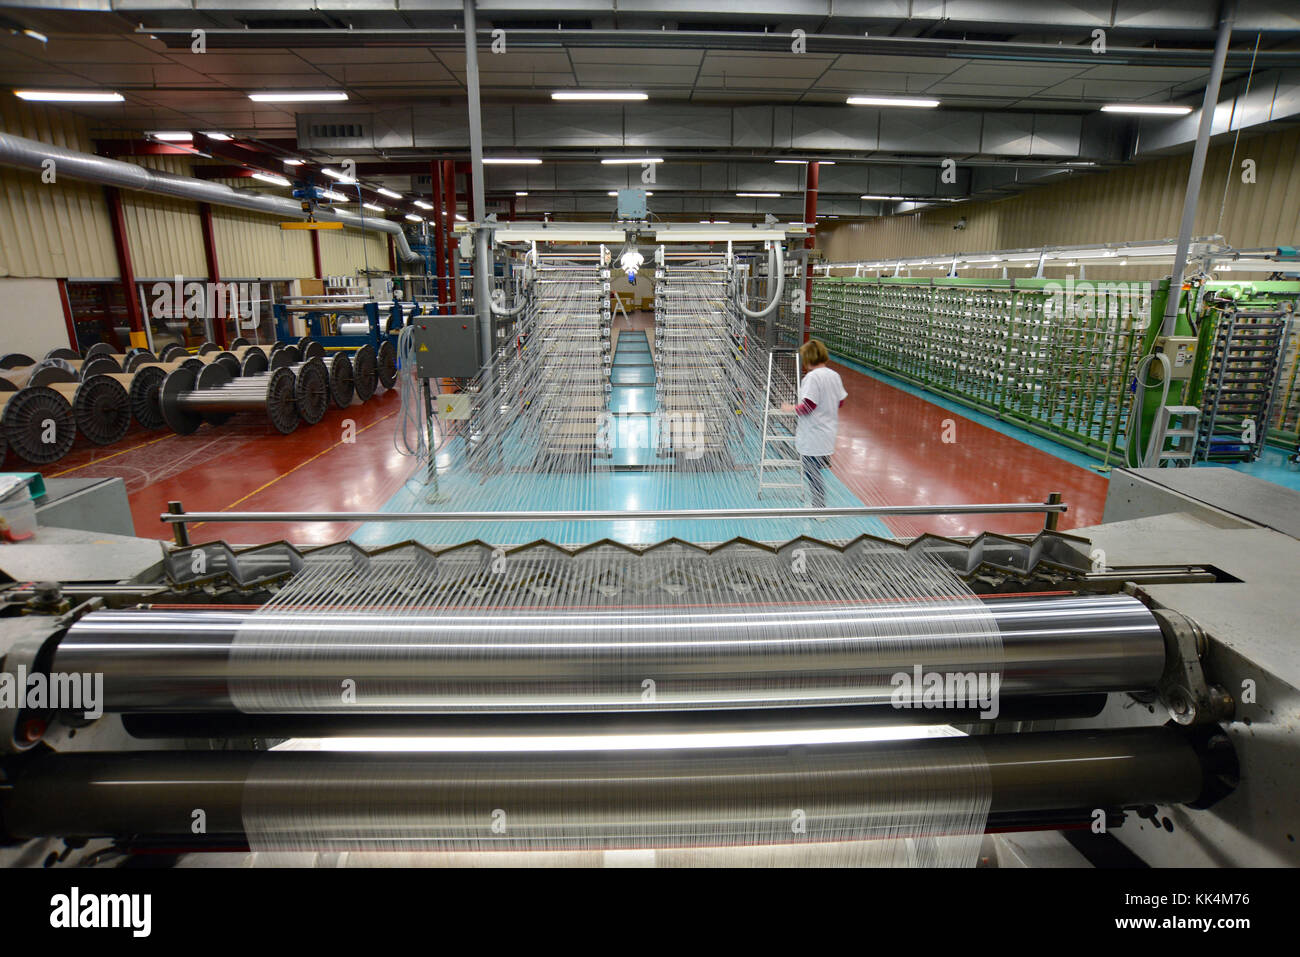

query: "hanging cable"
left=737, top=241, right=785, bottom=319
left=393, top=323, right=428, bottom=461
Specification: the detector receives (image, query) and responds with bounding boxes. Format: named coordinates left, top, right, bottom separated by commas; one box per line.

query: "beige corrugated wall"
left=0, top=100, right=393, bottom=282
left=0, top=100, right=117, bottom=278
left=818, top=127, right=1300, bottom=281
left=211, top=206, right=315, bottom=279
left=318, top=226, right=390, bottom=277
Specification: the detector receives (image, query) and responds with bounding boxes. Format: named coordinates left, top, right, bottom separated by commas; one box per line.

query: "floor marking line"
left=194, top=411, right=399, bottom=529
left=48, top=432, right=174, bottom=477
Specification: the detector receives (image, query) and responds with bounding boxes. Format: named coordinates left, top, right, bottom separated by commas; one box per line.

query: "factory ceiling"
left=0, top=1, right=1297, bottom=221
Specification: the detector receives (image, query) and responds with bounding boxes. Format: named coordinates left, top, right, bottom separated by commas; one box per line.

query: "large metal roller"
left=159, top=363, right=299, bottom=435
left=0, top=728, right=1225, bottom=845
left=52, top=594, right=1167, bottom=714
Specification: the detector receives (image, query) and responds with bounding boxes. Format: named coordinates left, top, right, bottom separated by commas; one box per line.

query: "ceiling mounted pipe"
left=0, top=131, right=422, bottom=262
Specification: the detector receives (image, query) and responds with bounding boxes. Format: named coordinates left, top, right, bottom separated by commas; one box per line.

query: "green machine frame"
left=810, top=275, right=1300, bottom=467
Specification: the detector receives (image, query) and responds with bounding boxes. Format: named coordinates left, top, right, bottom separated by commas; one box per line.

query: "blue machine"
left=271, top=299, right=418, bottom=350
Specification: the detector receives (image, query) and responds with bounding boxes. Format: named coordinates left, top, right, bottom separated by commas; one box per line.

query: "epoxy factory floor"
left=36, top=316, right=1300, bottom=546
left=43, top=344, right=1128, bottom=548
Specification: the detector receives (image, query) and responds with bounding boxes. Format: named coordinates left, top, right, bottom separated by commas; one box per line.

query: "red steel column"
left=387, top=233, right=396, bottom=274
left=198, top=202, right=228, bottom=347
left=309, top=228, right=323, bottom=280
left=803, top=161, right=819, bottom=342
left=104, top=186, right=146, bottom=349
left=56, top=279, right=78, bottom=351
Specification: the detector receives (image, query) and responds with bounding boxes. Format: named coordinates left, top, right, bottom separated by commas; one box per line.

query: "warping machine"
left=0, top=221, right=1295, bottom=869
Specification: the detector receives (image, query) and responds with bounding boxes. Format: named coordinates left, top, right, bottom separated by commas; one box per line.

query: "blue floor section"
left=353, top=329, right=890, bottom=547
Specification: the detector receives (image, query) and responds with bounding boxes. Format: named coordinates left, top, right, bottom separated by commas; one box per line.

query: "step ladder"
left=1144, top=405, right=1201, bottom=467
left=757, top=348, right=804, bottom=499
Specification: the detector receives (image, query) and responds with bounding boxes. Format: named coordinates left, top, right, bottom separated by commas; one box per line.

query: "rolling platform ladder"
left=1143, top=405, right=1201, bottom=466
left=1196, top=310, right=1286, bottom=463
left=757, top=348, right=803, bottom=498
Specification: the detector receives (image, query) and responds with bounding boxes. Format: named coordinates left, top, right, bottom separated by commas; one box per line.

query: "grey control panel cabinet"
left=411, top=317, right=481, bottom=378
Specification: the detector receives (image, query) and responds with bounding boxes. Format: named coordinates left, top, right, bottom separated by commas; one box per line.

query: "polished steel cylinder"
left=52, top=594, right=1167, bottom=714
left=0, top=728, right=1209, bottom=844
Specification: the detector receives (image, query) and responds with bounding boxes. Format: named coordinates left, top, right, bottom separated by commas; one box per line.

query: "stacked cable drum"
left=46, top=537, right=1185, bottom=865
left=155, top=336, right=391, bottom=437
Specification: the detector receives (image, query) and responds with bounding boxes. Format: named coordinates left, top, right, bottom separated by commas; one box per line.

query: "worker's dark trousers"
left=802, top=455, right=830, bottom=508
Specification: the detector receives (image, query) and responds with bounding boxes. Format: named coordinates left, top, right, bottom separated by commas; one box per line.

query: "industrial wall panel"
left=0, top=101, right=118, bottom=280
left=818, top=128, right=1300, bottom=282
left=210, top=206, right=314, bottom=280
left=318, top=226, right=389, bottom=278
left=120, top=157, right=207, bottom=280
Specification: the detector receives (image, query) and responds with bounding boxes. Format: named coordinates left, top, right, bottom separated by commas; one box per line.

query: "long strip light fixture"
left=847, top=95, right=940, bottom=108
left=552, top=91, right=647, bottom=101
left=14, top=89, right=123, bottom=102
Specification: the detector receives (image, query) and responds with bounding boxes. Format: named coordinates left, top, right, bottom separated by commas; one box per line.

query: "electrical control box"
left=411, top=317, right=481, bottom=378
left=617, top=189, right=648, bottom=220
left=1153, top=335, right=1198, bottom=380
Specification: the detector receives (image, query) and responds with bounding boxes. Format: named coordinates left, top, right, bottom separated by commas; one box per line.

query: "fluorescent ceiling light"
left=847, top=95, right=940, bottom=108
left=21, top=30, right=47, bottom=43
left=319, top=189, right=348, bottom=202
left=149, top=131, right=192, bottom=141
left=375, top=187, right=401, bottom=199
left=482, top=157, right=541, bottom=165
left=862, top=194, right=905, bottom=201
left=775, top=159, right=835, bottom=165
left=248, top=91, right=348, bottom=103
left=515, top=191, right=529, bottom=196
left=282, top=158, right=304, bottom=167
left=1101, top=103, right=1192, bottom=115
left=413, top=200, right=433, bottom=210
left=362, top=203, right=385, bottom=212
left=608, top=190, right=652, bottom=196
left=552, top=91, right=647, bottom=101
left=737, top=192, right=780, bottom=198
left=455, top=213, right=466, bottom=221
left=14, top=90, right=123, bottom=103
left=251, top=171, right=291, bottom=186
left=404, top=213, right=423, bottom=223
left=202, top=131, right=232, bottom=141
left=601, top=157, right=663, bottom=165
left=699, top=220, right=731, bottom=224
left=322, top=167, right=356, bottom=183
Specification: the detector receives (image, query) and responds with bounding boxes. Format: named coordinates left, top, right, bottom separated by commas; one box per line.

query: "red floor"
left=36, top=348, right=1105, bottom=546
left=826, top=360, right=1108, bottom=538
left=47, top=389, right=413, bottom=545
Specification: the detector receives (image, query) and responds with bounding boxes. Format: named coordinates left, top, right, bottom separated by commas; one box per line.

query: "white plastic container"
left=0, top=487, right=37, bottom=541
